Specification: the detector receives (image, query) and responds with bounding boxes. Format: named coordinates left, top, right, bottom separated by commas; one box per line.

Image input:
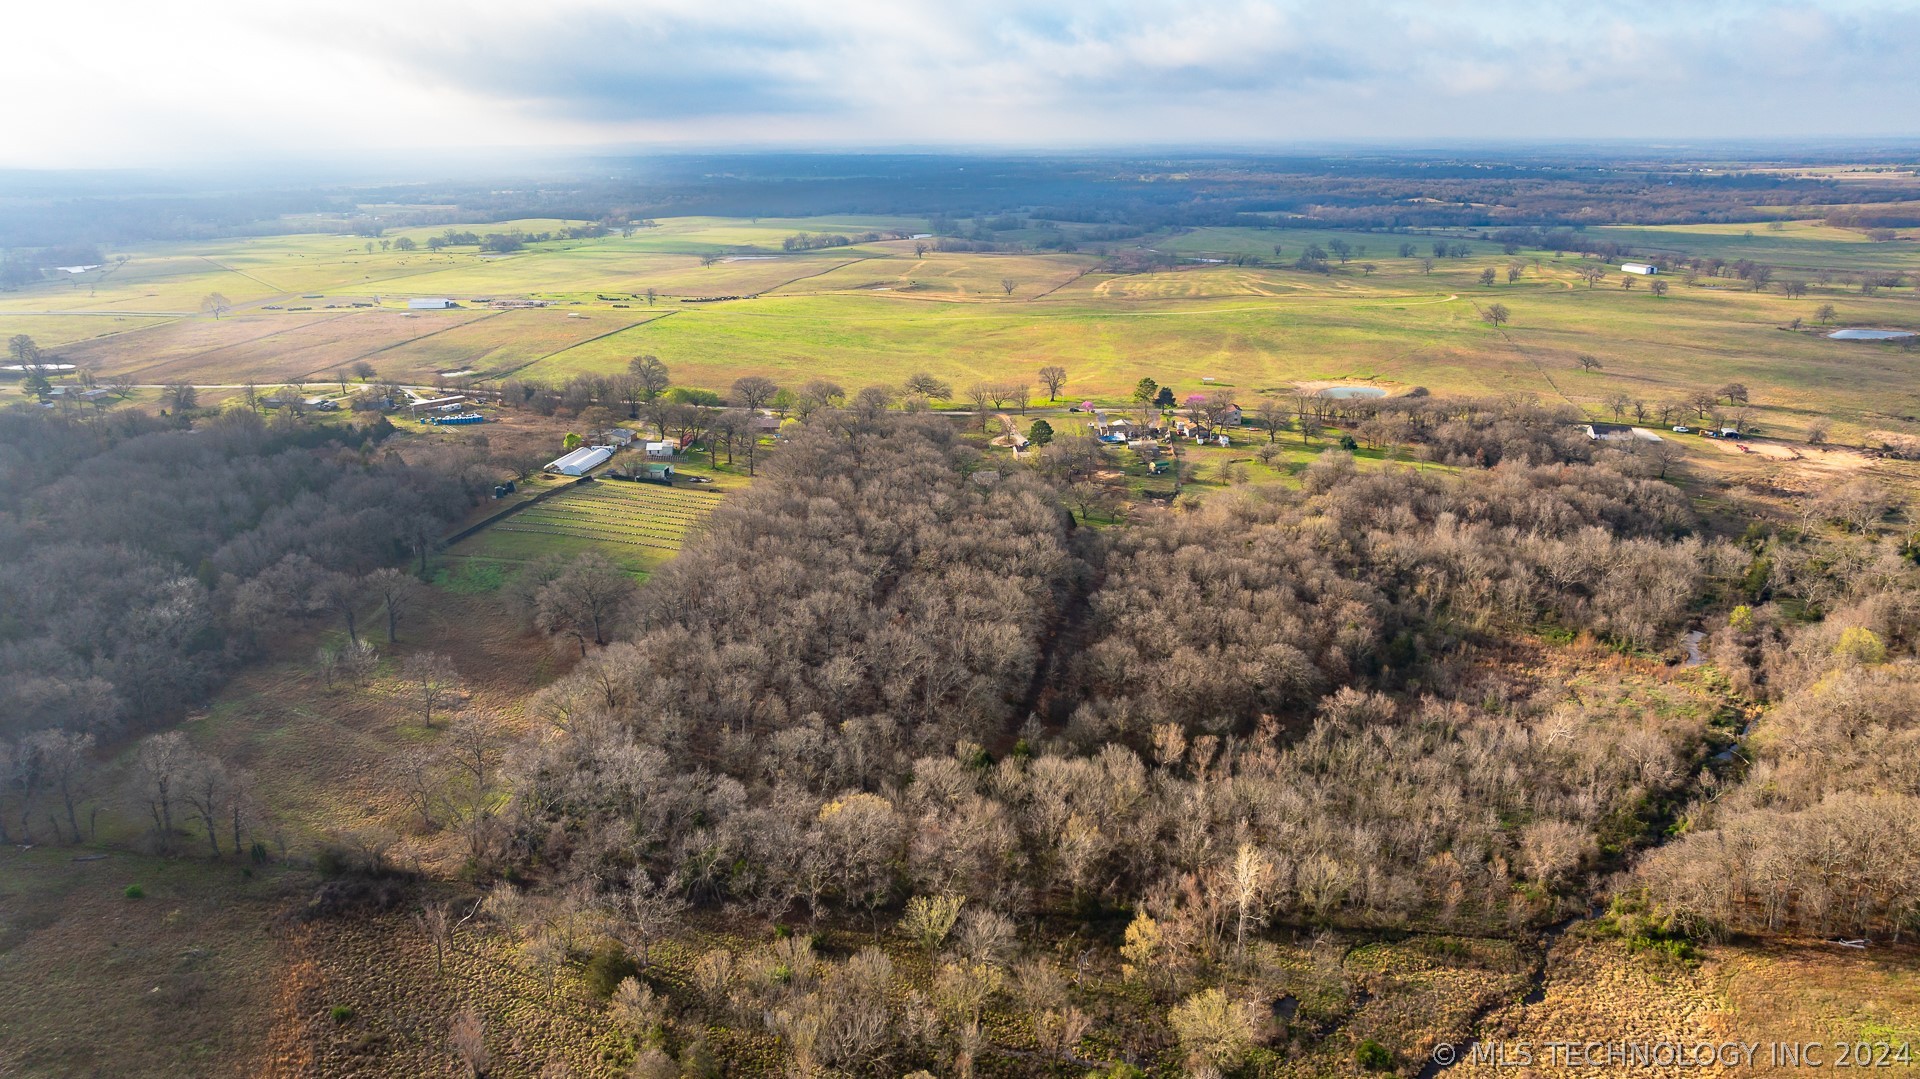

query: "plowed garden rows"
left=492, top=482, right=724, bottom=551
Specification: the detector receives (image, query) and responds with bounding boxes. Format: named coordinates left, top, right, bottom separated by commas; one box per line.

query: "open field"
left=9, top=215, right=1920, bottom=446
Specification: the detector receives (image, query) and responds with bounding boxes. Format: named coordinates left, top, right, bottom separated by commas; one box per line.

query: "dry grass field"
left=1456, top=937, right=1920, bottom=1079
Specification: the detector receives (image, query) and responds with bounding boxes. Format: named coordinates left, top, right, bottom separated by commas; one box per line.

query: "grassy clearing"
left=0, top=848, right=296, bottom=1078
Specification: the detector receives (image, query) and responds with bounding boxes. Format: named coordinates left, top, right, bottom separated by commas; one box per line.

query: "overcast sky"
left=3, top=0, right=1914, bottom=168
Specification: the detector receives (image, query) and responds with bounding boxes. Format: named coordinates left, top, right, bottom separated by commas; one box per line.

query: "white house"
left=408, top=297, right=455, bottom=310
left=1621, top=263, right=1658, bottom=276
left=644, top=441, right=674, bottom=459
left=547, top=446, right=612, bottom=476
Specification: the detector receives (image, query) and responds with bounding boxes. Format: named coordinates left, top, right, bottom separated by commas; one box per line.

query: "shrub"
left=1169, top=987, right=1257, bottom=1070
left=1356, top=1038, right=1394, bottom=1070
left=124, top=884, right=145, bottom=899
left=585, top=941, right=640, bottom=999
left=1835, top=626, right=1887, bottom=665
left=330, top=1005, right=354, bottom=1024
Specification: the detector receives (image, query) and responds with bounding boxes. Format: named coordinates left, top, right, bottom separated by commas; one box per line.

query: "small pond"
left=1828, top=328, right=1915, bottom=340
left=1319, top=385, right=1387, bottom=399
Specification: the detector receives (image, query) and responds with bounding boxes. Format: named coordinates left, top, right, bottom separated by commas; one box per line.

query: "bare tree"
left=796, top=379, right=845, bottom=417
left=1037, top=365, right=1068, bottom=401
left=338, top=639, right=379, bottom=686
left=450, top=1007, right=490, bottom=1077
left=27, top=729, right=95, bottom=843
left=1575, top=354, right=1603, bottom=372
left=535, top=554, right=639, bottom=652
left=963, top=384, right=993, bottom=430
left=402, top=652, right=463, bottom=729
left=1227, top=842, right=1273, bottom=958
left=311, top=572, right=367, bottom=645
left=134, top=731, right=198, bottom=851
left=365, top=567, right=423, bottom=644
left=200, top=292, right=231, bottom=319
left=1482, top=303, right=1511, bottom=328
left=182, top=752, right=239, bottom=852
left=730, top=375, right=779, bottom=412
left=619, top=869, right=689, bottom=969
left=160, top=382, right=199, bottom=411
left=417, top=900, right=454, bottom=978
left=443, top=713, right=502, bottom=822
left=1000, top=277, right=1017, bottom=296
left=904, top=372, right=953, bottom=401
left=1253, top=398, right=1290, bottom=443
left=627, top=354, right=670, bottom=401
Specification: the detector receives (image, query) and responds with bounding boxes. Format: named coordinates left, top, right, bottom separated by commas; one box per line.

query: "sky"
left=3, top=0, right=1916, bottom=168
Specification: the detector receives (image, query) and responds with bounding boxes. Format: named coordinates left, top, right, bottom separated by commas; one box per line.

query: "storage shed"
left=408, top=297, right=455, bottom=310
left=645, top=441, right=674, bottom=459
left=547, top=446, right=612, bottom=476
left=1621, top=263, right=1658, bottom=276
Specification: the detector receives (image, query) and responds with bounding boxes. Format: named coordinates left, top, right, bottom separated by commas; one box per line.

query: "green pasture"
left=6, top=216, right=1919, bottom=443
left=1589, top=220, right=1919, bottom=273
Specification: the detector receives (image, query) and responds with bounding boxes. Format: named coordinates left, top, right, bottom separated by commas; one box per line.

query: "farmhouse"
left=546, top=446, right=612, bottom=476
left=601, top=427, right=637, bottom=447
left=1621, top=262, right=1658, bottom=275
left=408, top=297, right=456, bottom=310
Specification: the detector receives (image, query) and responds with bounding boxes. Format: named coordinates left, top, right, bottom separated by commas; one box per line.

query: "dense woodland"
left=491, top=413, right=1734, bottom=936
left=0, top=407, right=484, bottom=751
left=2, top=388, right=1915, bottom=1074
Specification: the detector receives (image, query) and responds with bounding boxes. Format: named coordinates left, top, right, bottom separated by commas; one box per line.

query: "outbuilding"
left=1621, top=263, right=1658, bottom=276
left=547, top=446, right=612, bottom=476
left=408, top=297, right=456, bottom=310
left=644, top=441, right=674, bottom=459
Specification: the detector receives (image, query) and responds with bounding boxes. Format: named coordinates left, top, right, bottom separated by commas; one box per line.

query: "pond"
left=1828, top=328, right=1915, bottom=340
left=1319, top=385, right=1386, bottom=399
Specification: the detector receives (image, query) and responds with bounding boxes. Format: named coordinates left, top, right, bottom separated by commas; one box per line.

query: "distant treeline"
left=8, top=151, right=1919, bottom=252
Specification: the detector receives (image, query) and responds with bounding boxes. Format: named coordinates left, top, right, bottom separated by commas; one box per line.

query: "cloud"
left=0, top=0, right=1915, bottom=166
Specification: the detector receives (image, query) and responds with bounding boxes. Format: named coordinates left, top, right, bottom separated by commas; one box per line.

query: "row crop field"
left=450, top=478, right=726, bottom=576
